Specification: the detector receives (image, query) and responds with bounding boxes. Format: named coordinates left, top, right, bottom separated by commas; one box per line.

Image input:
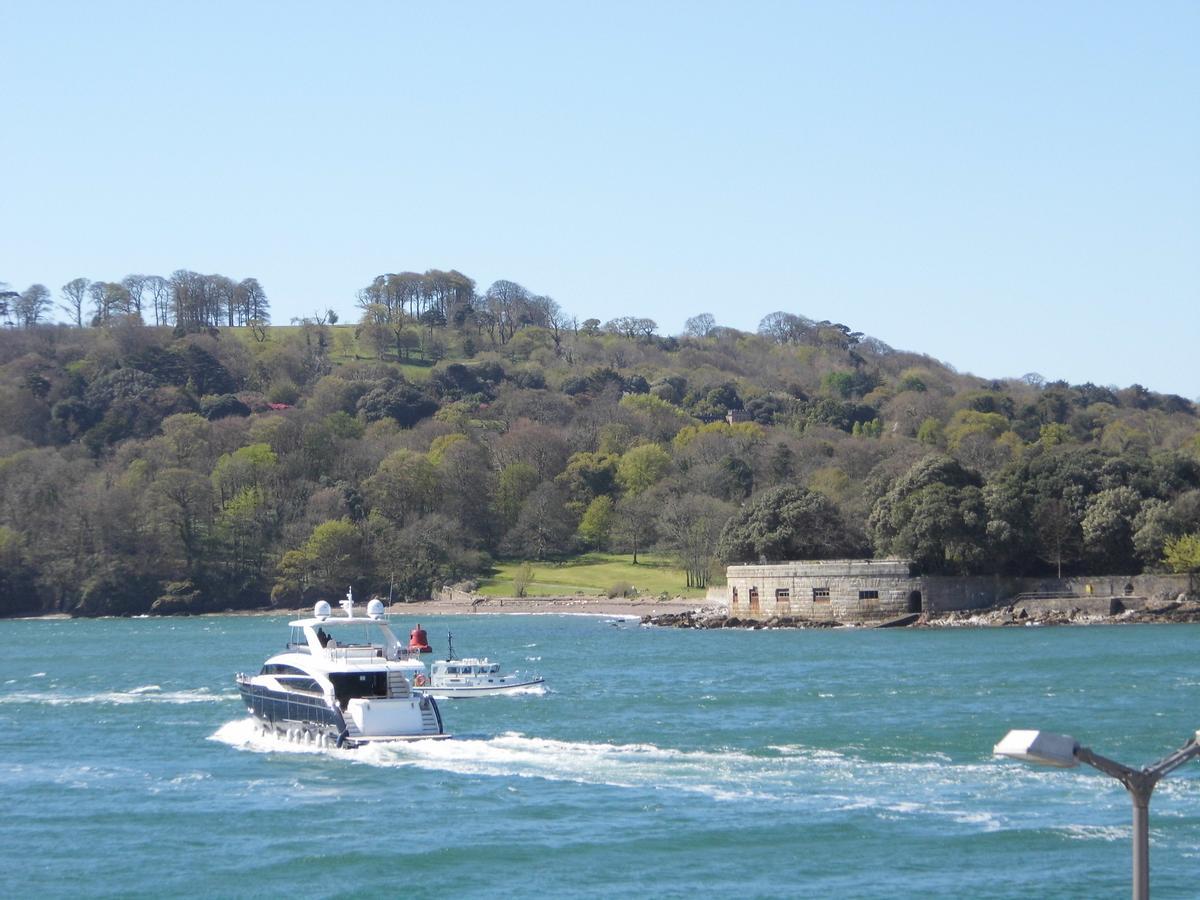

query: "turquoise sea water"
left=1, top=614, right=1198, bottom=898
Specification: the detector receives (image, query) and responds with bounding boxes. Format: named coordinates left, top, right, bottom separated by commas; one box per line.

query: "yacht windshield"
left=320, top=622, right=390, bottom=647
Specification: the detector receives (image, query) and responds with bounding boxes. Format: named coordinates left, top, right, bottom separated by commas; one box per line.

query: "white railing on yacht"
left=327, top=645, right=386, bottom=662
left=324, top=645, right=420, bottom=663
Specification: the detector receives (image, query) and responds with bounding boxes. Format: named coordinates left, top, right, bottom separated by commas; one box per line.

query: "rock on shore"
left=642, top=598, right=1200, bottom=629
left=641, top=611, right=839, bottom=629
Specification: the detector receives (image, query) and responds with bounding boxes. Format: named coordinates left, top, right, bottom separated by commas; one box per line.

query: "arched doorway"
left=907, top=590, right=923, bottom=614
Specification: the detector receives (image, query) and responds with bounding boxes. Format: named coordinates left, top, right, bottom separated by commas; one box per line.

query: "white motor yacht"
left=236, top=590, right=448, bottom=747
left=414, top=632, right=544, bottom=699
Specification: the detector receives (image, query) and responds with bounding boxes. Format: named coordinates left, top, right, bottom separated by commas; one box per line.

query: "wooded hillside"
left=1, top=268, right=1198, bottom=616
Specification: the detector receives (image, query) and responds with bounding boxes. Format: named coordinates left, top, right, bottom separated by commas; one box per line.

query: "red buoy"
left=409, top=624, right=432, bottom=653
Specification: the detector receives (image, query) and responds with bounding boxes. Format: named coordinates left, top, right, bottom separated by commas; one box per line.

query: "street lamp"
left=994, top=729, right=1200, bottom=900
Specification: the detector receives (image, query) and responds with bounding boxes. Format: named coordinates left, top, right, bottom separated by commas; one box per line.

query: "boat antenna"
left=447, top=631, right=454, bottom=661
left=341, top=585, right=354, bottom=618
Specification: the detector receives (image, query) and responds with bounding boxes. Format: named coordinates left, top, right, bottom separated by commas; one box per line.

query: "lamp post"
left=993, top=729, right=1200, bottom=900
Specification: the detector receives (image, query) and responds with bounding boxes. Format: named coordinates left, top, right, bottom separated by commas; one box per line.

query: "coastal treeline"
left=1, top=265, right=1199, bottom=616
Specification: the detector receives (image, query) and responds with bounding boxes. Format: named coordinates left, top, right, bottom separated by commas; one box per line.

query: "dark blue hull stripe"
left=238, top=683, right=341, bottom=731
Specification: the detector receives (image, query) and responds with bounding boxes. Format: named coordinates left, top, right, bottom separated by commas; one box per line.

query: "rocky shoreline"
left=15, top=595, right=1200, bottom=626
left=642, top=599, right=1200, bottom=630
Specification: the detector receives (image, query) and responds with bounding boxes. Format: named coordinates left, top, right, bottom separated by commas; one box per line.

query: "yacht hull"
left=236, top=678, right=447, bottom=746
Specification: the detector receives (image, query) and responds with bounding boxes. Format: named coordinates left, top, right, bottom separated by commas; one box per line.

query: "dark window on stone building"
left=775, top=589, right=789, bottom=601
left=812, top=588, right=830, bottom=602
left=859, top=590, right=879, bottom=600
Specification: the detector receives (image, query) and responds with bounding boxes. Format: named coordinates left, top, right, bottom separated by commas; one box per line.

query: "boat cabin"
left=439, top=662, right=501, bottom=677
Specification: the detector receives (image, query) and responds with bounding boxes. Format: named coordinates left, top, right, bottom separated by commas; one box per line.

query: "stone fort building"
left=725, top=559, right=925, bottom=621
left=722, top=558, right=1193, bottom=622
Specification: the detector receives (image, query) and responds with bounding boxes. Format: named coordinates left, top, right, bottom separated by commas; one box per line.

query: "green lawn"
left=476, top=553, right=712, bottom=598
left=224, top=324, right=444, bottom=380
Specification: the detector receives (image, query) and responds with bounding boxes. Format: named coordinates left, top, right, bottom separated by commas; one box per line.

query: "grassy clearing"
left=223, top=324, right=442, bottom=380
left=476, top=553, right=711, bottom=598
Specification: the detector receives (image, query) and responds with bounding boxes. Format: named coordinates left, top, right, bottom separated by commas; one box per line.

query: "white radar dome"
left=314, top=600, right=332, bottom=620
left=367, top=598, right=385, bottom=619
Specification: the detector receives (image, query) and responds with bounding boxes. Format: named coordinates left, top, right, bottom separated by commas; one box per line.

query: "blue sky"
left=2, top=2, right=1197, bottom=396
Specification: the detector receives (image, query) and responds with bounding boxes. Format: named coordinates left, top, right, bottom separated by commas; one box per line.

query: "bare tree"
left=757, top=311, right=812, bottom=344
left=603, top=316, right=658, bottom=341
left=613, top=492, right=659, bottom=564
left=88, top=281, right=131, bottom=325
left=1035, top=498, right=1082, bottom=579
left=15, top=284, right=52, bottom=327
left=0, top=284, right=15, bottom=326
left=528, top=294, right=570, bottom=355
left=144, top=275, right=170, bottom=326
left=121, top=274, right=147, bottom=320
left=60, top=278, right=91, bottom=327
left=88, top=281, right=109, bottom=325
left=482, top=279, right=530, bottom=344
left=170, top=270, right=227, bottom=330
left=235, top=278, right=268, bottom=325
left=211, top=275, right=237, bottom=327
left=684, top=313, right=716, bottom=338
left=657, top=493, right=733, bottom=588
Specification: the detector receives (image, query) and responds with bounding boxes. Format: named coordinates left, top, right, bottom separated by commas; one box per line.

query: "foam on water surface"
left=1, top=686, right=236, bottom=706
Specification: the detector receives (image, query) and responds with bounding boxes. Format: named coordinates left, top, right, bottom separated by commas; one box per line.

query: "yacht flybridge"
left=236, top=590, right=448, bottom=747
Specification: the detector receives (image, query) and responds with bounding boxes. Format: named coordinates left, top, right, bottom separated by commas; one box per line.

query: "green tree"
left=869, top=455, right=989, bottom=574
left=1163, top=533, right=1200, bottom=573
left=616, top=444, right=671, bottom=496
left=916, top=417, right=943, bottom=446
left=495, top=462, right=541, bottom=528
left=945, top=409, right=1009, bottom=450
left=274, top=518, right=364, bottom=601
left=211, top=443, right=278, bottom=504
left=1080, top=486, right=1142, bottom=572
left=1132, top=498, right=1176, bottom=570
left=363, top=449, right=438, bottom=527
left=0, top=525, right=40, bottom=616
left=556, top=451, right=619, bottom=509
left=215, top=485, right=274, bottom=575
left=717, top=484, right=866, bottom=563
left=619, top=393, right=695, bottom=442
left=152, top=468, right=214, bottom=573
left=577, top=495, right=615, bottom=551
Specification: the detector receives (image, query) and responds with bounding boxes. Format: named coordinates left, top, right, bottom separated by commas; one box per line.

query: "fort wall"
left=724, top=561, right=1194, bottom=622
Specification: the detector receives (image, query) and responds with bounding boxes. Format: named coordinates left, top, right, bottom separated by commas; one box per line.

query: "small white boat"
left=235, top=590, right=449, bottom=747
left=414, top=633, right=544, bottom=699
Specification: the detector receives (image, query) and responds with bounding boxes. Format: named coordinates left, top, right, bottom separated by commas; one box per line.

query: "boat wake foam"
left=210, top=718, right=335, bottom=756
left=215, top=720, right=1200, bottom=831
left=208, top=721, right=1019, bottom=819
